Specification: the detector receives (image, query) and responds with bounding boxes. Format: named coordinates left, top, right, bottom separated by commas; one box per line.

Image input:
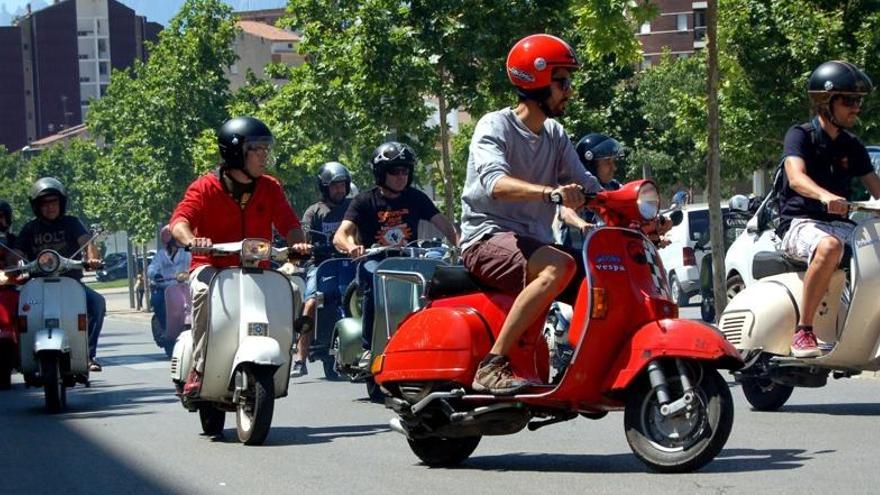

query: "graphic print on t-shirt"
left=376, top=208, right=412, bottom=246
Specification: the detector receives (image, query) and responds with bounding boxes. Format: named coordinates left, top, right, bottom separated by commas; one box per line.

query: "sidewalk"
left=96, top=286, right=152, bottom=321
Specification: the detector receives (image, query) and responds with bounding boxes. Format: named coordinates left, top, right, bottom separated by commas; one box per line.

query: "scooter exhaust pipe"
left=389, top=417, right=409, bottom=438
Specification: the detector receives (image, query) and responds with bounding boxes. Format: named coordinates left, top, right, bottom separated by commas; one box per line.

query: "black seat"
left=752, top=251, right=807, bottom=280
left=424, top=265, right=483, bottom=300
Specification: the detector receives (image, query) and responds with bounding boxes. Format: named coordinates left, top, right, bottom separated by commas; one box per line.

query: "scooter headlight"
left=241, top=239, right=271, bottom=263
left=37, top=250, right=61, bottom=274
left=637, top=183, right=660, bottom=220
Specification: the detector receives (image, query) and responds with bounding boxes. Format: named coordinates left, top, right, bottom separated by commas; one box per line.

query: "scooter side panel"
left=604, top=319, right=742, bottom=391
left=838, top=221, right=880, bottom=366
left=375, top=305, right=493, bottom=384
left=18, top=278, right=88, bottom=376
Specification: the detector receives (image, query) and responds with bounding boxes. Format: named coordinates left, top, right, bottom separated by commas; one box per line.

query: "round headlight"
left=37, top=251, right=61, bottom=274
left=637, top=183, right=660, bottom=220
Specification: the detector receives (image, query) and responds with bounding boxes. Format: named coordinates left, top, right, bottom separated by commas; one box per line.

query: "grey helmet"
left=29, top=177, right=67, bottom=217
left=316, top=161, right=352, bottom=201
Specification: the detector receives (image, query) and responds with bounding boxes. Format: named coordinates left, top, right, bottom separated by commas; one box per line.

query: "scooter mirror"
left=669, top=210, right=684, bottom=226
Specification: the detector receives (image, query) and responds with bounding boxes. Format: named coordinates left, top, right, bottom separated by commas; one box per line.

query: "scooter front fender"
left=232, top=336, right=286, bottom=369
left=605, top=319, right=743, bottom=392
left=33, top=328, right=69, bottom=354
left=334, top=317, right=363, bottom=366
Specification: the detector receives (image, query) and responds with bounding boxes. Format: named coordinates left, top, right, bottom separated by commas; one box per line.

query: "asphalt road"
left=2, top=307, right=880, bottom=495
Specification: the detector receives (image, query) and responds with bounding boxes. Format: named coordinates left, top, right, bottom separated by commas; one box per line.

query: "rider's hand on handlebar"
left=289, top=243, right=312, bottom=256
left=821, top=195, right=848, bottom=217
left=551, top=184, right=586, bottom=209
left=347, top=245, right=365, bottom=258
left=85, top=258, right=103, bottom=270
left=188, top=237, right=213, bottom=249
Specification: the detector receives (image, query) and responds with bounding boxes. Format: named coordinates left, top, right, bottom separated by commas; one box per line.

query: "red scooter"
left=373, top=180, right=742, bottom=473
left=0, top=284, right=20, bottom=390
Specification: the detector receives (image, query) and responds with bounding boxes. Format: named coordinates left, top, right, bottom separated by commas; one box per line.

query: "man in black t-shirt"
left=16, top=178, right=105, bottom=371
left=333, top=142, right=458, bottom=358
left=778, top=61, right=878, bottom=358
left=291, top=162, right=354, bottom=377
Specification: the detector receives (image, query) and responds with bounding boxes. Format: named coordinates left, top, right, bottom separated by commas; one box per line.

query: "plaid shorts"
left=780, top=218, right=854, bottom=263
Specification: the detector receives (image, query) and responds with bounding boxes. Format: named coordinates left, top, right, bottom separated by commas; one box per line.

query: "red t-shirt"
left=170, top=171, right=300, bottom=269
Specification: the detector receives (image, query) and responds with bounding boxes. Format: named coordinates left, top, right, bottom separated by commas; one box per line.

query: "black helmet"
left=0, top=200, right=11, bottom=226
left=808, top=61, right=873, bottom=119
left=369, top=141, right=416, bottom=189
left=217, top=116, right=275, bottom=170
left=316, top=161, right=352, bottom=201
left=574, top=133, right=624, bottom=176
left=29, top=177, right=68, bottom=217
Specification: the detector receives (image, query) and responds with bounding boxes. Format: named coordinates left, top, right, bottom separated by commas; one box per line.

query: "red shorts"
left=462, top=232, right=585, bottom=304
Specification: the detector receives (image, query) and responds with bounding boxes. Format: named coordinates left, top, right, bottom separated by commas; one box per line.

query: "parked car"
left=724, top=145, right=880, bottom=298
left=95, top=251, right=155, bottom=281
left=658, top=203, right=728, bottom=305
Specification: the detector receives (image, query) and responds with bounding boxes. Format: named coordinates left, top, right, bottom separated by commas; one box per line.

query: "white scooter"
left=718, top=200, right=880, bottom=410
left=4, top=232, right=102, bottom=413
left=171, top=239, right=300, bottom=445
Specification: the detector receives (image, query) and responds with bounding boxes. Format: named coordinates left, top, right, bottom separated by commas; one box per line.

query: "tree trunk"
left=436, top=63, right=456, bottom=228
left=707, top=0, right=726, bottom=319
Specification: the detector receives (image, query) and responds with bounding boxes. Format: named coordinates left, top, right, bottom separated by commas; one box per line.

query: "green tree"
left=86, top=0, right=237, bottom=240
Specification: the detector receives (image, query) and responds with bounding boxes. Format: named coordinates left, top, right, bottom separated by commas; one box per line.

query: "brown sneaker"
left=471, top=355, right=531, bottom=395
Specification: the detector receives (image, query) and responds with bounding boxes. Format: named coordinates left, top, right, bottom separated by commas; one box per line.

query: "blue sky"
left=0, top=1, right=288, bottom=26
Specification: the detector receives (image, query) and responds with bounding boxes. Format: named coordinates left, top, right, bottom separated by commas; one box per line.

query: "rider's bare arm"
left=171, top=220, right=211, bottom=248
left=333, top=220, right=364, bottom=257
left=77, top=234, right=101, bottom=266
left=558, top=206, right=593, bottom=233
left=492, top=176, right=584, bottom=209
left=429, top=213, right=459, bottom=246
left=859, top=173, right=880, bottom=200
left=785, top=156, right=848, bottom=216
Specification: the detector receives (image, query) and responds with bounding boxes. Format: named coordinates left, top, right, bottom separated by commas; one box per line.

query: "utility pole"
left=706, top=0, right=726, bottom=319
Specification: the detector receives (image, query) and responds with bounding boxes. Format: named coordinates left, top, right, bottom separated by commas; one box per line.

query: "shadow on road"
left=457, top=447, right=814, bottom=474
left=769, top=402, right=880, bottom=416
left=210, top=423, right=389, bottom=446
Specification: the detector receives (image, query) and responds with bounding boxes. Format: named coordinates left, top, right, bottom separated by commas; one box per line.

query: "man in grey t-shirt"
left=460, top=34, right=601, bottom=395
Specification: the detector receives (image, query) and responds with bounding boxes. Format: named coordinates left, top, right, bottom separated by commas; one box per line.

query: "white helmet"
left=728, top=194, right=749, bottom=212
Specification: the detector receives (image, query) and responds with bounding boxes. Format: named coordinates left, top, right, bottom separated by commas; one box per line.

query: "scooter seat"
left=752, top=251, right=807, bottom=280
left=425, top=266, right=483, bottom=300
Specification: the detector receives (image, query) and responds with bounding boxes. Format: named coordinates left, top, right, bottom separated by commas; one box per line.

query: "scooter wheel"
left=624, top=364, right=733, bottom=473
left=407, top=435, right=481, bottom=467
left=236, top=366, right=275, bottom=445
left=365, top=376, right=385, bottom=403
left=740, top=377, right=793, bottom=411
left=40, top=354, right=66, bottom=414
left=199, top=404, right=226, bottom=436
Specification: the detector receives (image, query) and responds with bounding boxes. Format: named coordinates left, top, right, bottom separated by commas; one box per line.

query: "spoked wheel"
left=624, top=362, right=733, bottom=473
left=198, top=404, right=226, bottom=436
left=235, top=366, right=275, bottom=445
left=740, top=376, right=793, bottom=411
left=365, top=376, right=385, bottom=403
left=407, top=435, right=481, bottom=467
left=40, top=354, right=66, bottom=414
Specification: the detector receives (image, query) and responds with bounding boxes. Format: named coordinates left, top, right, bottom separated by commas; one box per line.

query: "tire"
left=365, top=376, right=385, bottom=403
left=725, top=274, right=745, bottom=302
left=151, top=315, right=164, bottom=348
left=199, top=404, right=226, bottom=435
left=236, top=366, right=276, bottom=445
left=0, top=344, right=13, bottom=390
left=342, top=281, right=362, bottom=318
left=624, top=363, right=733, bottom=473
left=407, top=435, right=481, bottom=467
left=700, top=296, right=715, bottom=323
left=322, top=354, right=342, bottom=381
left=669, top=273, right=689, bottom=306
left=740, top=377, right=793, bottom=411
left=40, top=354, right=66, bottom=414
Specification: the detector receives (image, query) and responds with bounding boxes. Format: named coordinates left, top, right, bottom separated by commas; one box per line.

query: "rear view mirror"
left=669, top=210, right=684, bottom=226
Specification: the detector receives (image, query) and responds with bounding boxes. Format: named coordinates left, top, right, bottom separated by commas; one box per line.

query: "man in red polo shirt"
left=171, top=116, right=310, bottom=396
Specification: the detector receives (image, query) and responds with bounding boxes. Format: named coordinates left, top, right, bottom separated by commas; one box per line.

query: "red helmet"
left=506, top=34, right=580, bottom=90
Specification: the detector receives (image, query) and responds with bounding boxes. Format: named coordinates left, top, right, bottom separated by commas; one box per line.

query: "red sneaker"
left=791, top=328, right=821, bottom=358
left=182, top=369, right=202, bottom=397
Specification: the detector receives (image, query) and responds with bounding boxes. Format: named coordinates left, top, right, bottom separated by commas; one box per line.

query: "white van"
left=658, top=204, right=727, bottom=305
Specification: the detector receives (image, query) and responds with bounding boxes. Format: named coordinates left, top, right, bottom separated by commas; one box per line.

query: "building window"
left=677, top=13, right=688, bottom=31
left=694, top=10, right=707, bottom=41
left=640, top=21, right=651, bottom=34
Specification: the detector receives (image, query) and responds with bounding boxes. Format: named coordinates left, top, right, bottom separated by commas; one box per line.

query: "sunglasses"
left=552, top=76, right=573, bottom=91
left=838, top=95, right=863, bottom=108
left=387, top=167, right=410, bottom=177
left=246, top=144, right=272, bottom=154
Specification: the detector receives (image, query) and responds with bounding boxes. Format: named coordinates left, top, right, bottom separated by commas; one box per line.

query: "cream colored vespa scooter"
left=718, top=200, right=880, bottom=410
left=171, top=239, right=300, bottom=445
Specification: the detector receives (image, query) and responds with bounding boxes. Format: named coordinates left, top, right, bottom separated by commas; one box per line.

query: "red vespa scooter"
left=0, top=284, right=20, bottom=390
left=373, top=180, right=742, bottom=473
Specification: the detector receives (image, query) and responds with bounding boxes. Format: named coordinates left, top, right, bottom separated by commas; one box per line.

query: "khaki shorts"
left=781, top=218, right=854, bottom=263
left=461, top=232, right=585, bottom=304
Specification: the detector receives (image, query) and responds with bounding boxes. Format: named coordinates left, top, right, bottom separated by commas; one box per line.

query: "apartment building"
left=638, top=0, right=707, bottom=68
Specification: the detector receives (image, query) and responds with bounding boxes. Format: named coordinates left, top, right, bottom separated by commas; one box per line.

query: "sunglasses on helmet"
left=374, top=146, right=411, bottom=164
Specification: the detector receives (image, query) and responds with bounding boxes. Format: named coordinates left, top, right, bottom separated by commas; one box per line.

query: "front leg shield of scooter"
left=230, top=336, right=286, bottom=371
